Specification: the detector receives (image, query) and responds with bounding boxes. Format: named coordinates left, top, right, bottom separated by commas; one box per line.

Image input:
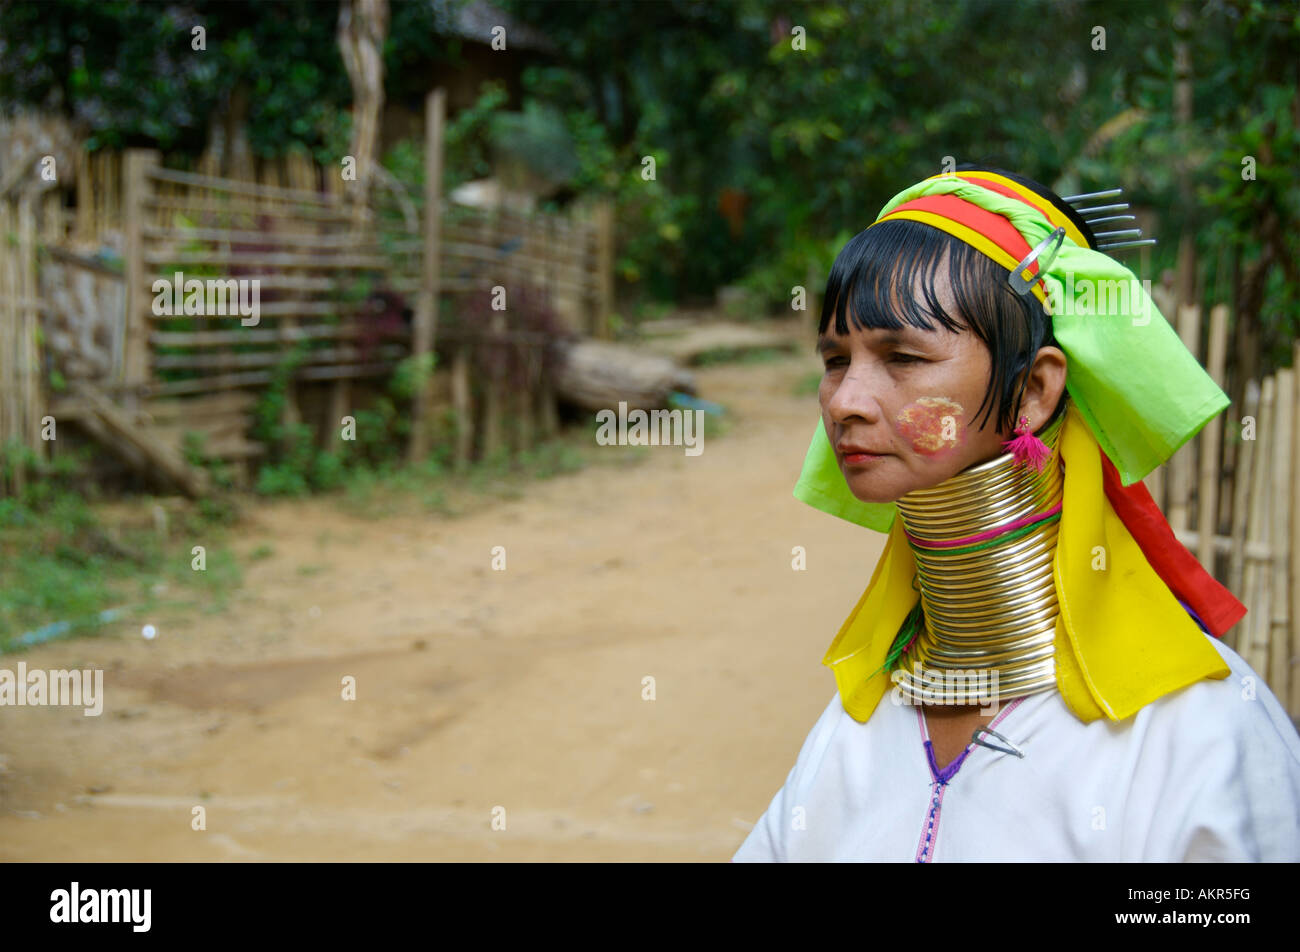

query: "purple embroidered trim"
left=912, top=697, right=1028, bottom=863
left=915, top=781, right=949, bottom=862
left=925, top=739, right=975, bottom=784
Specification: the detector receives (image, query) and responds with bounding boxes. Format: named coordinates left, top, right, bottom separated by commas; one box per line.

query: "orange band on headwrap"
left=872, top=191, right=1051, bottom=306
left=927, top=171, right=1091, bottom=249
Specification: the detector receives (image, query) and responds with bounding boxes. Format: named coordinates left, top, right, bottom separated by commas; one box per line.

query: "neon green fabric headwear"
left=794, top=172, right=1228, bottom=531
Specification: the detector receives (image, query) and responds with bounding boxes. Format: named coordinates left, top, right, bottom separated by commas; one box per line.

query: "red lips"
left=837, top=441, right=888, bottom=456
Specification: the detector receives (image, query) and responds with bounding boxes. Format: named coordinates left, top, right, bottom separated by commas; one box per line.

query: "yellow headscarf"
left=821, top=403, right=1230, bottom=725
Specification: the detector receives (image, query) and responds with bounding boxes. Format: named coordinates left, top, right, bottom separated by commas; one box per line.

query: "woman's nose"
left=824, top=364, right=886, bottom=424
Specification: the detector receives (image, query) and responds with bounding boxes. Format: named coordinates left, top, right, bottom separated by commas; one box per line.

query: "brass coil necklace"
left=889, top=409, right=1067, bottom=705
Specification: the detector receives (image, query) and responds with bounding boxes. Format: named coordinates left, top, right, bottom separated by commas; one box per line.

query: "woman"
left=733, top=166, right=1300, bottom=862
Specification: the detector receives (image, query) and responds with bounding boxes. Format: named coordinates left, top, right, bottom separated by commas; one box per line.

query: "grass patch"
left=793, top=370, right=822, bottom=397
left=335, top=430, right=592, bottom=520
left=693, top=345, right=791, bottom=367
left=0, top=442, right=245, bottom=653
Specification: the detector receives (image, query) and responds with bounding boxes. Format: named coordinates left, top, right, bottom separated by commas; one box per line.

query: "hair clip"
left=1008, top=226, right=1066, bottom=297
left=1060, top=186, right=1157, bottom=252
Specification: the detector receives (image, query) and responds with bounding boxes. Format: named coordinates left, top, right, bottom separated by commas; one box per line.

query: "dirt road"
left=0, top=352, right=885, bottom=861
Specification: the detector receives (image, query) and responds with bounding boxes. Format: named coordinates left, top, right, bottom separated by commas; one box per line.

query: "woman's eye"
left=823, top=356, right=848, bottom=369
left=891, top=353, right=924, bottom=364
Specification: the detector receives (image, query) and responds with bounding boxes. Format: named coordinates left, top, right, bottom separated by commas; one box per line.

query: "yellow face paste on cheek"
left=896, top=397, right=966, bottom=456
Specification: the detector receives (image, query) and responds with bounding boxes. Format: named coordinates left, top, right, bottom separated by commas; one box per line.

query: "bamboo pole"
left=481, top=208, right=504, bottom=461
left=41, top=189, right=61, bottom=244
left=1167, top=304, right=1202, bottom=532
left=1145, top=465, right=1165, bottom=514
left=1268, top=367, right=1293, bottom=709
left=110, top=151, right=121, bottom=231
left=93, top=152, right=104, bottom=232
left=144, top=196, right=355, bottom=222
left=451, top=343, right=472, bottom=469
left=1292, top=340, right=1300, bottom=717
left=408, top=87, right=445, bottom=463
left=1198, top=304, right=1229, bottom=573
left=141, top=361, right=399, bottom=397
left=593, top=199, right=614, bottom=339
left=514, top=349, right=534, bottom=457
left=90, top=152, right=103, bottom=238
left=123, top=150, right=161, bottom=412
left=1242, top=374, right=1274, bottom=678
left=1228, top=379, right=1258, bottom=624
left=143, top=249, right=390, bottom=268
left=75, top=146, right=92, bottom=241
left=329, top=377, right=351, bottom=453
left=152, top=343, right=404, bottom=370
left=0, top=199, right=13, bottom=496
left=544, top=213, right=555, bottom=314
left=19, top=192, right=40, bottom=470
left=150, top=165, right=338, bottom=207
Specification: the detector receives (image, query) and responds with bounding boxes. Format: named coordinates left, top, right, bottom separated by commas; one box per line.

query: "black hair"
left=817, top=164, right=1095, bottom=435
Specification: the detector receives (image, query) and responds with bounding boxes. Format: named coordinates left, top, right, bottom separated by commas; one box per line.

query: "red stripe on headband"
left=883, top=193, right=1038, bottom=275
left=949, top=172, right=1061, bottom=225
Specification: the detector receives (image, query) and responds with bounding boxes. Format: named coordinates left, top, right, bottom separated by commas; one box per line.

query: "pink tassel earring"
left=1002, top=415, right=1051, bottom=472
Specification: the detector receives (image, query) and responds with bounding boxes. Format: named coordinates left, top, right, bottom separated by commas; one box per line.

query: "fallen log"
left=552, top=338, right=696, bottom=412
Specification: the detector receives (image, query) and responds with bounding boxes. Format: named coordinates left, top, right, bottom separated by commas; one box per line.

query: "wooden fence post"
left=1243, top=374, right=1274, bottom=678
left=123, top=149, right=161, bottom=410
left=452, top=343, right=472, bottom=469
left=1167, top=304, right=1202, bottom=532
left=75, top=146, right=93, bottom=242
left=408, top=87, right=445, bottom=463
left=1228, top=380, right=1258, bottom=615
left=1197, top=304, right=1229, bottom=572
left=41, top=189, right=62, bottom=244
left=1144, top=464, right=1164, bottom=514
left=0, top=198, right=10, bottom=495
left=482, top=208, right=504, bottom=461
left=593, top=199, right=613, bottom=340
left=1269, top=367, right=1293, bottom=711
left=1291, top=340, right=1300, bottom=717
left=19, top=192, right=40, bottom=473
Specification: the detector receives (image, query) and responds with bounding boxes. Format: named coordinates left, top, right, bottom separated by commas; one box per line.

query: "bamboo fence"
left=1144, top=294, right=1300, bottom=721
left=3, top=88, right=613, bottom=491
left=0, top=190, right=42, bottom=496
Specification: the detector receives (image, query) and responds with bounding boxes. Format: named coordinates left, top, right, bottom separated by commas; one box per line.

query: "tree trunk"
left=337, top=0, right=389, bottom=222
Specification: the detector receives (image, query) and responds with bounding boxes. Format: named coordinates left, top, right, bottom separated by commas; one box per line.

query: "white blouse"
left=733, top=634, right=1300, bottom=862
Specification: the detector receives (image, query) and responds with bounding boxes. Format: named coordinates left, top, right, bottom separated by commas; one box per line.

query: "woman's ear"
left=1017, top=345, right=1068, bottom=431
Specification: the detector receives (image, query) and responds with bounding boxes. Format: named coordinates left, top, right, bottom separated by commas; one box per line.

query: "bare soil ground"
left=0, top=351, right=885, bottom=861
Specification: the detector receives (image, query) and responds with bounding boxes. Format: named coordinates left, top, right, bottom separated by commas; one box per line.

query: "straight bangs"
left=818, top=218, right=1057, bottom=433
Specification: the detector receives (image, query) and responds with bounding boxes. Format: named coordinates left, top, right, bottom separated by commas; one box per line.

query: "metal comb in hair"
left=1059, top=187, right=1157, bottom=252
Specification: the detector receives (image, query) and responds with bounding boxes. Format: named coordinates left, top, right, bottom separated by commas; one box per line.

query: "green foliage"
left=0, top=440, right=240, bottom=651
left=738, top=229, right=854, bottom=315
left=0, top=0, right=413, bottom=160
left=498, top=0, right=1298, bottom=363
left=442, top=80, right=513, bottom=193
left=694, top=346, right=788, bottom=367
left=389, top=351, right=436, bottom=401
left=7, top=0, right=1295, bottom=341
left=181, top=431, right=236, bottom=492
left=250, top=347, right=437, bottom=497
